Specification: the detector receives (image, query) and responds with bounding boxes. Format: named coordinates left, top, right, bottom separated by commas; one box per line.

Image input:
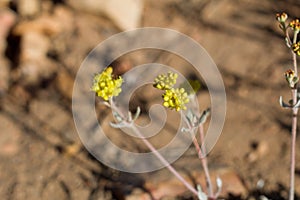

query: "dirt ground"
left=0, top=0, right=300, bottom=199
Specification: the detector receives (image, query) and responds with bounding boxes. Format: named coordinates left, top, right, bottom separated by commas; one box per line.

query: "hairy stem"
left=290, top=102, right=297, bottom=200
left=109, top=99, right=198, bottom=196
left=198, top=124, right=214, bottom=198
left=191, top=125, right=214, bottom=199
left=130, top=125, right=198, bottom=196
left=289, top=32, right=298, bottom=200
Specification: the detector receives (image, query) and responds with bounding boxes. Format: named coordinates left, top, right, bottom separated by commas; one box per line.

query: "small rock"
left=66, top=0, right=143, bottom=30
left=126, top=188, right=151, bottom=200
left=63, top=143, right=81, bottom=157
left=18, top=0, right=41, bottom=18
left=13, top=16, right=61, bottom=37
left=13, top=19, right=59, bottom=86
left=20, top=31, right=50, bottom=61
left=145, top=176, right=192, bottom=199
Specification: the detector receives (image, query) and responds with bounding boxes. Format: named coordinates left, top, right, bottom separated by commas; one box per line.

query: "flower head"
left=162, top=88, right=189, bottom=111
left=92, top=67, right=123, bottom=101
left=153, top=72, right=178, bottom=90
left=276, top=12, right=288, bottom=23
left=292, top=42, right=300, bottom=56
left=289, top=19, right=300, bottom=32
left=285, top=69, right=299, bottom=88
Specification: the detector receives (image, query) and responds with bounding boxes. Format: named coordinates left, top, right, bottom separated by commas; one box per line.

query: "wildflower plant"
left=154, top=72, right=190, bottom=111
left=92, top=67, right=221, bottom=200
left=153, top=72, right=221, bottom=199
left=277, top=12, right=300, bottom=200
left=92, top=67, right=123, bottom=101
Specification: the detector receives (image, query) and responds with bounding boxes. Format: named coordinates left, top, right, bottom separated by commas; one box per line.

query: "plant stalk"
left=109, top=99, right=198, bottom=196
left=199, top=124, right=214, bottom=198
left=130, top=125, right=198, bottom=196
left=289, top=31, right=298, bottom=200
left=191, top=124, right=214, bottom=199
left=290, top=103, right=297, bottom=200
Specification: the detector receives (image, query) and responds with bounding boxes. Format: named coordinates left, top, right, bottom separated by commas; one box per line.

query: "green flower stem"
left=108, top=98, right=198, bottom=196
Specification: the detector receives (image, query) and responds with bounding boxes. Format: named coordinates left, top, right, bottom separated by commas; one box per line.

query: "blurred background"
left=0, top=0, right=299, bottom=199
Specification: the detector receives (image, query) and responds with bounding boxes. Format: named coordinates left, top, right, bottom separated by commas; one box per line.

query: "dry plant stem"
left=130, top=125, right=198, bottom=196
left=109, top=98, right=198, bottom=196
left=288, top=31, right=298, bottom=200
left=290, top=102, right=297, bottom=200
left=191, top=125, right=214, bottom=198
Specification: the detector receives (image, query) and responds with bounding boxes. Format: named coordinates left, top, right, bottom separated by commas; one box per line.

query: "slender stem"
left=130, top=125, right=198, bottom=196
left=198, top=124, right=214, bottom=198
left=190, top=125, right=214, bottom=198
left=289, top=69, right=298, bottom=200
left=290, top=103, right=297, bottom=200
left=289, top=31, right=298, bottom=200
left=109, top=99, right=198, bottom=196
left=182, top=113, right=215, bottom=199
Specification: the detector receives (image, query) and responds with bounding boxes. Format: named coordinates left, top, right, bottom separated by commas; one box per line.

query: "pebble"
left=66, top=0, right=143, bottom=30
left=13, top=17, right=60, bottom=86
left=13, top=16, right=61, bottom=37
left=18, top=0, right=41, bottom=18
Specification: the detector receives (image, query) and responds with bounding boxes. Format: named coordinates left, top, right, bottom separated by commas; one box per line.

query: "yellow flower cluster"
left=285, top=69, right=299, bottom=88
left=292, top=42, right=300, bottom=56
left=276, top=12, right=288, bottom=23
left=92, top=67, right=123, bottom=101
left=290, top=19, right=300, bottom=32
left=153, top=72, right=178, bottom=90
left=153, top=72, right=189, bottom=111
left=163, top=88, right=189, bottom=111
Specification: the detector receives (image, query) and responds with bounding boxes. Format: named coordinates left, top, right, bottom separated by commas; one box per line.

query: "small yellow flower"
left=276, top=12, right=288, bottom=23
left=162, top=88, right=189, bottom=111
left=289, top=19, right=300, bottom=32
left=92, top=67, right=123, bottom=101
left=153, top=72, right=178, bottom=90
left=292, top=42, right=300, bottom=56
left=285, top=69, right=299, bottom=88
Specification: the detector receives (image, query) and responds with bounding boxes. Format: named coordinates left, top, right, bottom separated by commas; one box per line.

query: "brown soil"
left=0, top=0, right=300, bottom=199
